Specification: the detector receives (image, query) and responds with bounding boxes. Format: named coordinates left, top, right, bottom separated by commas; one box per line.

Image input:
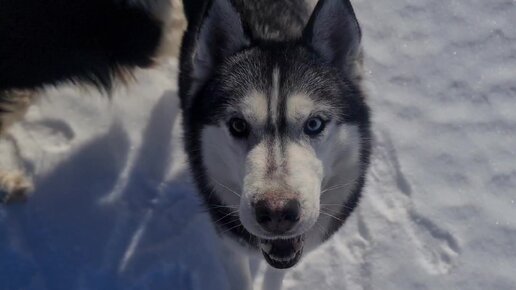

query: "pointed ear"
left=303, top=0, right=362, bottom=74
left=191, top=0, right=249, bottom=87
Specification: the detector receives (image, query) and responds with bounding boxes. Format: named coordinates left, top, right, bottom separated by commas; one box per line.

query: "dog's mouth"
left=260, top=235, right=304, bottom=269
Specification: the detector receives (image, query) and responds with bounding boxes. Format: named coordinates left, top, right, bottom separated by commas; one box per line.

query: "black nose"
left=254, top=199, right=301, bottom=234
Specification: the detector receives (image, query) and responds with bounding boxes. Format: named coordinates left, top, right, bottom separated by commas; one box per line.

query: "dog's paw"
left=0, top=170, right=34, bottom=204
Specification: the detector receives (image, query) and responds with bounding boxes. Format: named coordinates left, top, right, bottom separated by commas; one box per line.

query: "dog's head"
left=179, top=0, right=369, bottom=269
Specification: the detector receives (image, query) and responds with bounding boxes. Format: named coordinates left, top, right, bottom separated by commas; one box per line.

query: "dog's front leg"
left=0, top=91, right=34, bottom=204
left=220, top=238, right=253, bottom=290
left=262, top=267, right=286, bottom=290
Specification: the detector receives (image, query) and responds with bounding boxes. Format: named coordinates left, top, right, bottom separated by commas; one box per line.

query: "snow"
left=1, top=0, right=516, bottom=289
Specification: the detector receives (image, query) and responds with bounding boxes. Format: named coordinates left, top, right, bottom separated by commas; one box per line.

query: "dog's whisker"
left=210, top=177, right=241, bottom=198
left=320, top=206, right=341, bottom=213
left=207, top=204, right=239, bottom=210
left=321, top=204, right=356, bottom=211
left=220, top=223, right=243, bottom=235
left=320, top=181, right=356, bottom=194
left=312, top=222, right=326, bottom=237
left=320, top=203, right=353, bottom=208
left=320, top=208, right=342, bottom=217
left=198, top=205, right=238, bottom=214
left=324, top=181, right=354, bottom=189
left=206, top=186, right=217, bottom=201
left=213, top=210, right=240, bottom=224
left=218, top=218, right=242, bottom=228
left=320, top=211, right=345, bottom=223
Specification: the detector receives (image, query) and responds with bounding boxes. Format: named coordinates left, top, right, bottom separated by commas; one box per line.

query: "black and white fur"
left=0, top=0, right=172, bottom=203
left=0, top=0, right=172, bottom=134
left=0, top=0, right=171, bottom=91
left=179, top=0, right=371, bottom=289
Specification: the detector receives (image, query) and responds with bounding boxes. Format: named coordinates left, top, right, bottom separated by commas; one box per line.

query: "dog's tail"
left=0, top=0, right=186, bottom=92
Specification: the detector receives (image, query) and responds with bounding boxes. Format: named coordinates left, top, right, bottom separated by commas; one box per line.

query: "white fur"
left=305, top=123, right=363, bottom=250
left=201, top=125, right=246, bottom=207
left=220, top=237, right=254, bottom=290
left=236, top=90, right=269, bottom=124
left=220, top=236, right=287, bottom=290
left=261, top=267, right=286, bottom=290
left=270, top=67, right=280, bottom=123
left=286, top=94, right=315, bottom=122
left=200, top=90, right=268, bottom=208
left=286, top=93, right=336, bottom=122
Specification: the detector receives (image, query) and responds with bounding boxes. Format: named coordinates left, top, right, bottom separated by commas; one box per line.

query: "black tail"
left=0, top=0, right=166, bottom=91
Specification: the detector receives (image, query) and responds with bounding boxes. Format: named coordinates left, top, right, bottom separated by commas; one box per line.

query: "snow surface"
left=1, top=0, right=516, bottom=289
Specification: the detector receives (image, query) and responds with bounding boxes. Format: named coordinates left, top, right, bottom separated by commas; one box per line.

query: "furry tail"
left=0, top=0, right=173, bottom=92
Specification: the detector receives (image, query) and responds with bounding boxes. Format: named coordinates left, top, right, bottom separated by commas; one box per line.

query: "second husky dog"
left=0, top=0, right=180, bottom=203
left=179, top=0, right=371, bottom=288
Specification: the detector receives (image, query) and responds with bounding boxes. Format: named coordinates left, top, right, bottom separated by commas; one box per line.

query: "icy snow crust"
left=1, top=0, right=516, bottom=289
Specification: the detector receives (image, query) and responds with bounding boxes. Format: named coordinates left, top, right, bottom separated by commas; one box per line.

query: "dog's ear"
left=190, top=0, right=249, bottom=89
left=303, top=0, right=362, bottom=75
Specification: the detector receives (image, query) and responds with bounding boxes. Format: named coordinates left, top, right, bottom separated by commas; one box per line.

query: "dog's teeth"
left=268, top=252, right=298, bottom=262
left=260, top=242, right=272, bottom=252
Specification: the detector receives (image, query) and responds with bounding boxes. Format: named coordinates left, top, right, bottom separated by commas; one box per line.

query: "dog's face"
left=180, top=0, right=368, bottom=269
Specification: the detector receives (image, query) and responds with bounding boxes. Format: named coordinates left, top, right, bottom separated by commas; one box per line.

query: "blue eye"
left=304, top=117, right=326, bottom=136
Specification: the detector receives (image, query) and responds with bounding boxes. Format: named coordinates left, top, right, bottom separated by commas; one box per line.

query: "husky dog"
left=0, top=0, right=179, bottom=203
left=179, top=0, right=371, bottom=288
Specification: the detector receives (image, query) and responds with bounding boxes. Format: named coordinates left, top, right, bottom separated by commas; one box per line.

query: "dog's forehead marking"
left=286, top=93, right=315, bottom=122
left=269, top=67, right=281, bottom=124
left=287, top=92, right=341, bottom=123
left=238, top=90, right=268, bottom=123
left=263, top=67, right=283, bottom=178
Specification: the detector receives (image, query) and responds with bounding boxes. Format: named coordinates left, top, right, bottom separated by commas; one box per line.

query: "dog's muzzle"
left=260, top=235, right=304, bottom=269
